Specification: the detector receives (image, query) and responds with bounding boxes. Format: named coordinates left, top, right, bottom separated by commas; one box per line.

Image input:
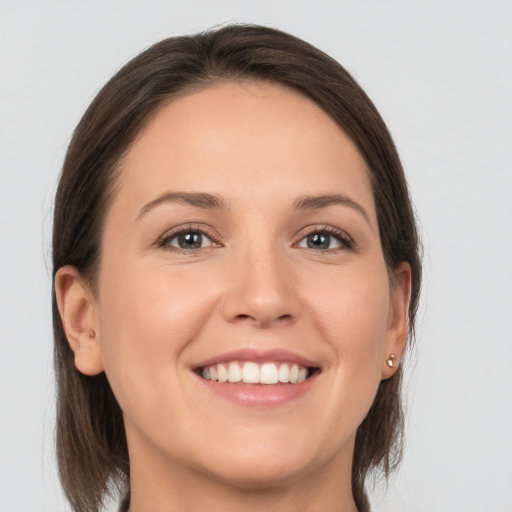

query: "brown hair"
left=52, top=24, right=421, bottom=512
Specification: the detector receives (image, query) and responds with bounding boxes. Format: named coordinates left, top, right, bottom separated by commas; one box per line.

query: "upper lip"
left=192, top=348, right=320, bottom=370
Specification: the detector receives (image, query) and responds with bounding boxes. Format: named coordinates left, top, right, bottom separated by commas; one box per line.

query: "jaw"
left=126, top=414, right=358, bottom=512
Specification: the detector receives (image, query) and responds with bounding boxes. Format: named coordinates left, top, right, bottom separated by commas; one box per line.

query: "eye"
left=170, top=231, right=209, bottom=249
left=158, top=226, right=219, bottom=251
left=297, top=227, right=353, bottom=251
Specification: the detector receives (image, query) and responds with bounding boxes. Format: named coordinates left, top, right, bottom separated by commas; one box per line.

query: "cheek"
left=96, top=260, right=216, bottom=412
left=310, top=263, right=390, bottom=344
left=100, top=259, right=207, bottom=341
left=306, top=263, right=390, bottom=392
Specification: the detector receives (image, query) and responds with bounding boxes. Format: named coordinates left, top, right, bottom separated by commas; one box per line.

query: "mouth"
left=192, top=348, right=322, bottom=395
left=192, top=350, right=321, bottom=406
left=195, top=361, right=320, bottom=385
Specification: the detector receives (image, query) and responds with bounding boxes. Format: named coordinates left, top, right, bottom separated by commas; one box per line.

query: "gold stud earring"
left=386, top=354, right=397, bottom=368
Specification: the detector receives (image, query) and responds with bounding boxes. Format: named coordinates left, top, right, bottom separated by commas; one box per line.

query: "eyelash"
left=296, top=225, right=354, bottom=252
left=157, top=224, right=220, bottom=252
left=156, top=224, right=354, bottom=252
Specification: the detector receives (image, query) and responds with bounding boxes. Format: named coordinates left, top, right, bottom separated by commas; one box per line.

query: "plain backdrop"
left=1, top=1, right=511, bottom=511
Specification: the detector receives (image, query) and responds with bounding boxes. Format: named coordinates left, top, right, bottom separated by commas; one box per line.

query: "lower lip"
left=195, top=374, right=317, bottom=407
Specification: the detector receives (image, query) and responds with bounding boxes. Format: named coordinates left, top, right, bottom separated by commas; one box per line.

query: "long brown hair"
left=52, top=24, right=421, bottom=512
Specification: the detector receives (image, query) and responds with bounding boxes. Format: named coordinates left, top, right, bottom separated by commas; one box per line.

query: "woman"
left=53, top=24, right=421, bottom=512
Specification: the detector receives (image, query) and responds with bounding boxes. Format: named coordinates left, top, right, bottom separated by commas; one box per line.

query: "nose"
left=221, top=245, right=299, bottom=328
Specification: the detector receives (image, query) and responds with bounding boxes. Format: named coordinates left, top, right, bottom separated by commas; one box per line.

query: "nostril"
left=231, top=312, right=294, bottom=328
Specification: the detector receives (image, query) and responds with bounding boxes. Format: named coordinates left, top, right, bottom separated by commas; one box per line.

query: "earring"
left=386, top=353, right=397, bottom=368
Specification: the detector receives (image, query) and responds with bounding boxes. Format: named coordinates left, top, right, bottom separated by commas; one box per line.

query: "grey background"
left=1, top=1, right=511, bottom=511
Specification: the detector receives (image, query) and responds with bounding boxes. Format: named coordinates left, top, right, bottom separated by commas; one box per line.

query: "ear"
left=55, top=265, right=104, bottom=376
left=381, top=261, right=412, bottom=379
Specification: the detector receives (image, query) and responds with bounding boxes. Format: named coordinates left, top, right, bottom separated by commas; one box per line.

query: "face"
left=74, top=82, right=409, bottom=488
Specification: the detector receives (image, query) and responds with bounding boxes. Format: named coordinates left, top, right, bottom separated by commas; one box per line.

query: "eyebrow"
left=293, top=194, right=372, bottom=228
left=136, top=191, right=372, bottom=228
left=136, top=192, right=227, bottom=220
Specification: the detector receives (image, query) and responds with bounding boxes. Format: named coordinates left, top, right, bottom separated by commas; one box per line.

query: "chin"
left=192, top=433, right=332, bottom=490
left=203, top=456, right=314, bottom=490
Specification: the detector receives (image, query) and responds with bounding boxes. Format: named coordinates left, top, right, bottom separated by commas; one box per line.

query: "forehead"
left=114, top=81, right=376, bottom=220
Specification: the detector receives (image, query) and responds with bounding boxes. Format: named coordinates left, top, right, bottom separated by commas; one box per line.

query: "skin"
left=56, top=82, right=411, bottom=512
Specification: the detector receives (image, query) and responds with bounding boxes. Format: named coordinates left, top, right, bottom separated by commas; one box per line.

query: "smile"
left=193, top=349, right=321, bottom=405
left=199, top=361, right=312, bottom=384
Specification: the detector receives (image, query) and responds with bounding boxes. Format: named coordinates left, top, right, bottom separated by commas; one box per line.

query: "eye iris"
left=178, top=232, right=202, bottom=249
left=308, top=233, right=330, bottom=249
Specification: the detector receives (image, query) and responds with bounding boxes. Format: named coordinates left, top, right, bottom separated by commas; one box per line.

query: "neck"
left=126, top=436, right=359, bottom=512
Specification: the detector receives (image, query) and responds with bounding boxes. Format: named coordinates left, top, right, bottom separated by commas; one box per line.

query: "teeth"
left=242, top=362, right=260, bottom=383
left=278, top=363, right=290, bottom=383
left=217, top=363, right=228, bottom=383
left=227, top=362, right=242, bottom=382
left=290, top=364, right=299, bottom=383
left=200, top=361, right=312, bottom=385
left=260, top=363, right=279, bottom=384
